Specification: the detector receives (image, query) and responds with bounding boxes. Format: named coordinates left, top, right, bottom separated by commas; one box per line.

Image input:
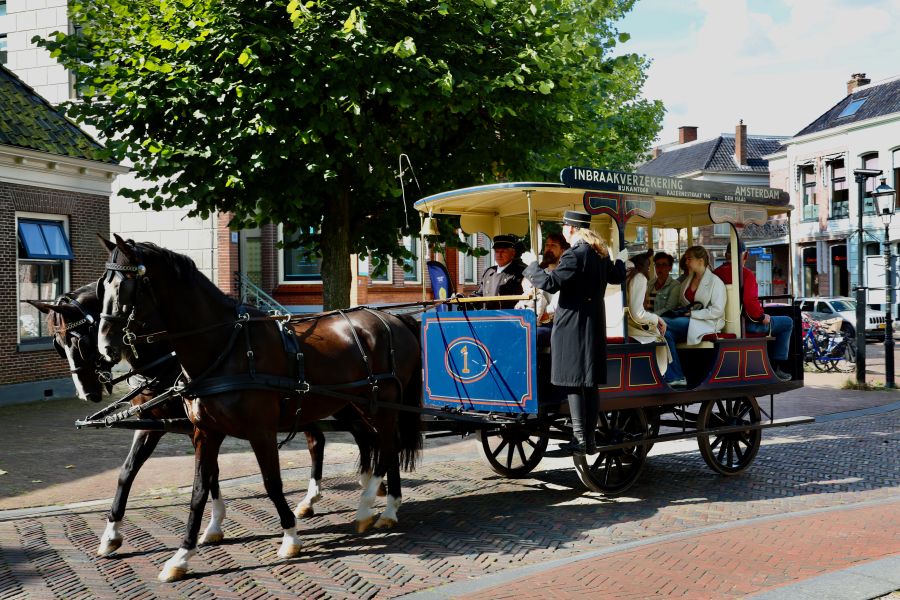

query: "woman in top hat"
left=472, top=234, right=527, bottom=309
left=521, top=211, right=627, bottom=455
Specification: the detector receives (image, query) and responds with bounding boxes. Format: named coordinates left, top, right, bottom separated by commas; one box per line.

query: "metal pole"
left=885, top=220, right=895, bottom=388
left=855, top=173, right=867, bottom=385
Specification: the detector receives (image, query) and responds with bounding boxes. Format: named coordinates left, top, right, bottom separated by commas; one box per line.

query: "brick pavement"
left=0, top=409, right=897, bottom=599
left=457, top=500, right=900, bottom=600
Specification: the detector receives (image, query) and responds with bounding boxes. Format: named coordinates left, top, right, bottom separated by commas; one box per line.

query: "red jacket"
left=712, top=262, right=765, bottom=322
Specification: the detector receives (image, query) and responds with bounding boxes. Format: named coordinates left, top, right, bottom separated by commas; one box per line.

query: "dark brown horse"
left=31, top=282, right=365, bottom=558
left=97, top=236, right=422, bottom=582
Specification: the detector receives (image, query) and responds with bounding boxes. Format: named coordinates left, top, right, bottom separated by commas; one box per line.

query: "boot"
left=583, top=386, right=599, bottom=455
left=561, top=389, right=587, bottom=455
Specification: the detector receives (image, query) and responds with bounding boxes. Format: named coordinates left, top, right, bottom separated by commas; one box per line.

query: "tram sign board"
left=560, top=167, right=790, bottom=206
left=422, top=310, right=538, bottom=414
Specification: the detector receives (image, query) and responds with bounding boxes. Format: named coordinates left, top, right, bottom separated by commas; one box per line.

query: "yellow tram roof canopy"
left=414, top=167, right=792, bottom=235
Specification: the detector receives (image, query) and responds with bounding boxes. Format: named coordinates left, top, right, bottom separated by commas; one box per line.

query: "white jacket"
left=626, top=272, right=670, bottom=374
left=680, top=267, right=726, bottom=345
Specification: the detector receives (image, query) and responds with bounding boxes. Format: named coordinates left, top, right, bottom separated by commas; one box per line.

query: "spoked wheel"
left=697, top=396, right=761, bottom=475
left=477, top=422, right=549, bottom=478
left=573, top=408, right=648, bottom=495
left=834, top=339, right=857, bottom=373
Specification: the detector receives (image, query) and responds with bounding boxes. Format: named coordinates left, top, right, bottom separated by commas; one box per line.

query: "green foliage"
left=36, top=0, right=662, bottom=306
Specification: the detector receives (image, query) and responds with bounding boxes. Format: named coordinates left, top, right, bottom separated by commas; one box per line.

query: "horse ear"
left=26, top=300, right=54, bottom=314
left=98, top=234, right=116, bottom=252
left=113, top=233, right=139, bottom=263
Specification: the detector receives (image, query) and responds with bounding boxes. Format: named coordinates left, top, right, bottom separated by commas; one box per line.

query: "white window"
left=713, top=223, right=730, bottom=236
left=368, top=253, right=392, bottom=284
left=17, top=214, right=72, bottom=344
left=460, top=233, right=478, bottom=284
left=402, top=236, right=421, bottom=283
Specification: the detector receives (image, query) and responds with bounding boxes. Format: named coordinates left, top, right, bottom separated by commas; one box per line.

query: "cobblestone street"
left=1, top=407, right=897, bottom=599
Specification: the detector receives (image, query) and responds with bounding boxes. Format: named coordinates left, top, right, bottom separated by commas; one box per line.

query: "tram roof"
left=414, top=168, right=792, bottom=230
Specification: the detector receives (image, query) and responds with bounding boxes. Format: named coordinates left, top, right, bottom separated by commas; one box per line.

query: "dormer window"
left=837, top=98, right=867, bottom=118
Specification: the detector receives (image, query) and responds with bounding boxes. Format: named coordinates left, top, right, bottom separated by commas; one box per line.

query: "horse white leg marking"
left=294, top=478, right=321, bottom=518
left=354, top=473, right=382, bottom=533
left=277, top=528, right=302, bottom=559
left=97, top=520, right=123, bottom=556
left=200, top=497, right=226, bottom=544
left=158, top=547, right=196, bottom=583
left=374, top=495, right=401, bottom=529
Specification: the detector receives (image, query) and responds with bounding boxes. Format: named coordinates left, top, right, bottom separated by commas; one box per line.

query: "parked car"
left=793, top=297, right=886, bottom=340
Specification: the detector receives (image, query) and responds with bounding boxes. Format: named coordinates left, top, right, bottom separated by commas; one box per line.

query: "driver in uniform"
left=471, top=234, right=527, bottom=309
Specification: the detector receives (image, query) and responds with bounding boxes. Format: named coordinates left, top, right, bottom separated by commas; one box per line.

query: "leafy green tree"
left=38, top=0, right=662, bottom=309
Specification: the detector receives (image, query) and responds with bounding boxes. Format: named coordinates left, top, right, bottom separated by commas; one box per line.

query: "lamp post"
left=874, top=178, right=897, bottom=388
left=853, top=168, right=883, bottom=385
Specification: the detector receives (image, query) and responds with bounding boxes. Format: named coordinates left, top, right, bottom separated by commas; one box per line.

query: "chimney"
left=847, top=73, right=870, bottom=95
left=678, top=126, right=698, bottom=144
left=651, top=147, right=662, bottom=159
left=735, top=119, right=747, bottom=166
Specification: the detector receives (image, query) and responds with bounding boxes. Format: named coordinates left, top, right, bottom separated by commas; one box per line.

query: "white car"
left=794, top=297, right=886, bottom=340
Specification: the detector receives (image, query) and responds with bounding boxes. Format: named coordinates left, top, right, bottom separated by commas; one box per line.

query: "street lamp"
left=853, top=168, right=883, bottom=385
left=874, top=178, right=897, bottom=388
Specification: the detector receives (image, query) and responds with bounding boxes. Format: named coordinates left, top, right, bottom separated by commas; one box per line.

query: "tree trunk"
left=320, top=187, right=352, bottom=310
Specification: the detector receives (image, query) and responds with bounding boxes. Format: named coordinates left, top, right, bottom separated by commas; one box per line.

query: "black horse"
left=31, top=282, right=372, bottom=558
left=97, top=236, right=422, bottom=582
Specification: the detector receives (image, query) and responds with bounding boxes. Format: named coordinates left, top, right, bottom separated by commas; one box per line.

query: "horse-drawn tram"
left=412, top=167, right=812, bottom=494
left=58, top=166, right=814, bottom=581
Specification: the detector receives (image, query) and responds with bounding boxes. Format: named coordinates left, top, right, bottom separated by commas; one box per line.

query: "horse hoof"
left=277, top=543, right=302, bottom=559
left=356, top=516, right=376, bottom=534
left=158, top=566, right=188, bottom=583
left=96, top=538, right=122, bottom=557
left=200, top=531, right=224, bottom=545
left=373, top=517, right=397, bottom=530
left=377, top=482, right=387, bottom=497
left=294, top=504, right=314, bottom=518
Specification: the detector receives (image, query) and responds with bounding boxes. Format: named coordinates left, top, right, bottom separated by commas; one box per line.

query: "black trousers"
left=567, top=385, right=598, bottom=449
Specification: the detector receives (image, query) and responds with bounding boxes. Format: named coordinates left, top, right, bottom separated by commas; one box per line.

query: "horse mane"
left=131, top=240, right=239, bottom=312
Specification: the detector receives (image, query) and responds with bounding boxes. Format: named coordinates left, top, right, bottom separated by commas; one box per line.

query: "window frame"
left=861, top=153, right=879, bottom=215
left=459, top=233, right=479, bottom=285
left=829, top=160, right=849, bottom=220
left=800, top=165, right=817, bottom=221
left=15, top=213, right=71, bottom=346
left=837, top=98, right=867, bottom=118
left=367, top=253, right=394, bottom=285
left=278, top=225, right=323, bottom=284
left=401, top=235, right=422, bottom=284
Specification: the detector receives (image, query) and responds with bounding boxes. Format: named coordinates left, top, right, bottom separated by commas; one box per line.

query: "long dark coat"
left=473, top=259, right=526, bottom=309
left=524, top=240, right=626, bottom=387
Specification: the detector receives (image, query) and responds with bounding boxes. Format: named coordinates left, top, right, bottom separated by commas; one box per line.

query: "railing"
left=235, top=272, right=291, bottom=315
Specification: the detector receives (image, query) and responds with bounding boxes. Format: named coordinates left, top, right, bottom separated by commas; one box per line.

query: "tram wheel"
left=477, top=423, right=548, bottom=478
left=573, top=407, right=648, bottom=496
left=697, top=396, right=761, bottom=476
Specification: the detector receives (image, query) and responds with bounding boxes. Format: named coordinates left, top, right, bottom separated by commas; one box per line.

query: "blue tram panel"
left=422, top=310, right=538, bottom=414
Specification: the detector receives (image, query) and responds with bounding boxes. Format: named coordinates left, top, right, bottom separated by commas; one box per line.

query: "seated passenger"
left=516, top=233, right=570, bottom=347
left=646, top=251, right=681, bottom=316
left=626, top=250, right=686, bottom=387
left=472, top=234, right=526, bottom=309
left=663, top=245, right=726, bottom=346
left=713, top=241, right=793, bottom=381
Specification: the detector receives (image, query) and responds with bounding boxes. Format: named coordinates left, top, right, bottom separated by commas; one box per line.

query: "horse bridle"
left=53, top=295, right=113, bottom=385
left=100, top=246, right=154, bottom=360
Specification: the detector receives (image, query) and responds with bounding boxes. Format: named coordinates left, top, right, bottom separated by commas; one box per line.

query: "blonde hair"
left=574, top=228, right=609, bottom=257
left=683, top=245, right=710, bottom=268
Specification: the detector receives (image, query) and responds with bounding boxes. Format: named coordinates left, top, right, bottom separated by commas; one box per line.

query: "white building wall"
left=4, top=0, right=220, bottom=283
left=769, top=105, right=900, bottom=302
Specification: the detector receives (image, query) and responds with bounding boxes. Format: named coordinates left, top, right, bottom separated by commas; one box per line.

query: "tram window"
left=816, top=301, right=833, bottom=314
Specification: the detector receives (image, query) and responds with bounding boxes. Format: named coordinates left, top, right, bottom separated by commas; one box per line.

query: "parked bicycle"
left=801, top=314, right=856, bottom=372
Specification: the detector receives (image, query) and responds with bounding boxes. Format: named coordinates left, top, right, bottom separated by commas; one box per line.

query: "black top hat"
left=492, top=234, right=518, bottom=249
left=563, top=210, right=592, bottom=229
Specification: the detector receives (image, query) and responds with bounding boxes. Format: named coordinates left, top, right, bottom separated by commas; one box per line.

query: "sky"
left=618, top=0, right=900, bottom=144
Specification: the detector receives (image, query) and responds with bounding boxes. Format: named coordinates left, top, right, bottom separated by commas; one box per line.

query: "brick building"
left=0, top=65, right=126, bottom=405
left=638, top=122, right=790, bottom=295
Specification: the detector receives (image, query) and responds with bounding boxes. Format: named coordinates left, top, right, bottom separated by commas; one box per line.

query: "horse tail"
left=392, top=313, right=423, bottom=471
